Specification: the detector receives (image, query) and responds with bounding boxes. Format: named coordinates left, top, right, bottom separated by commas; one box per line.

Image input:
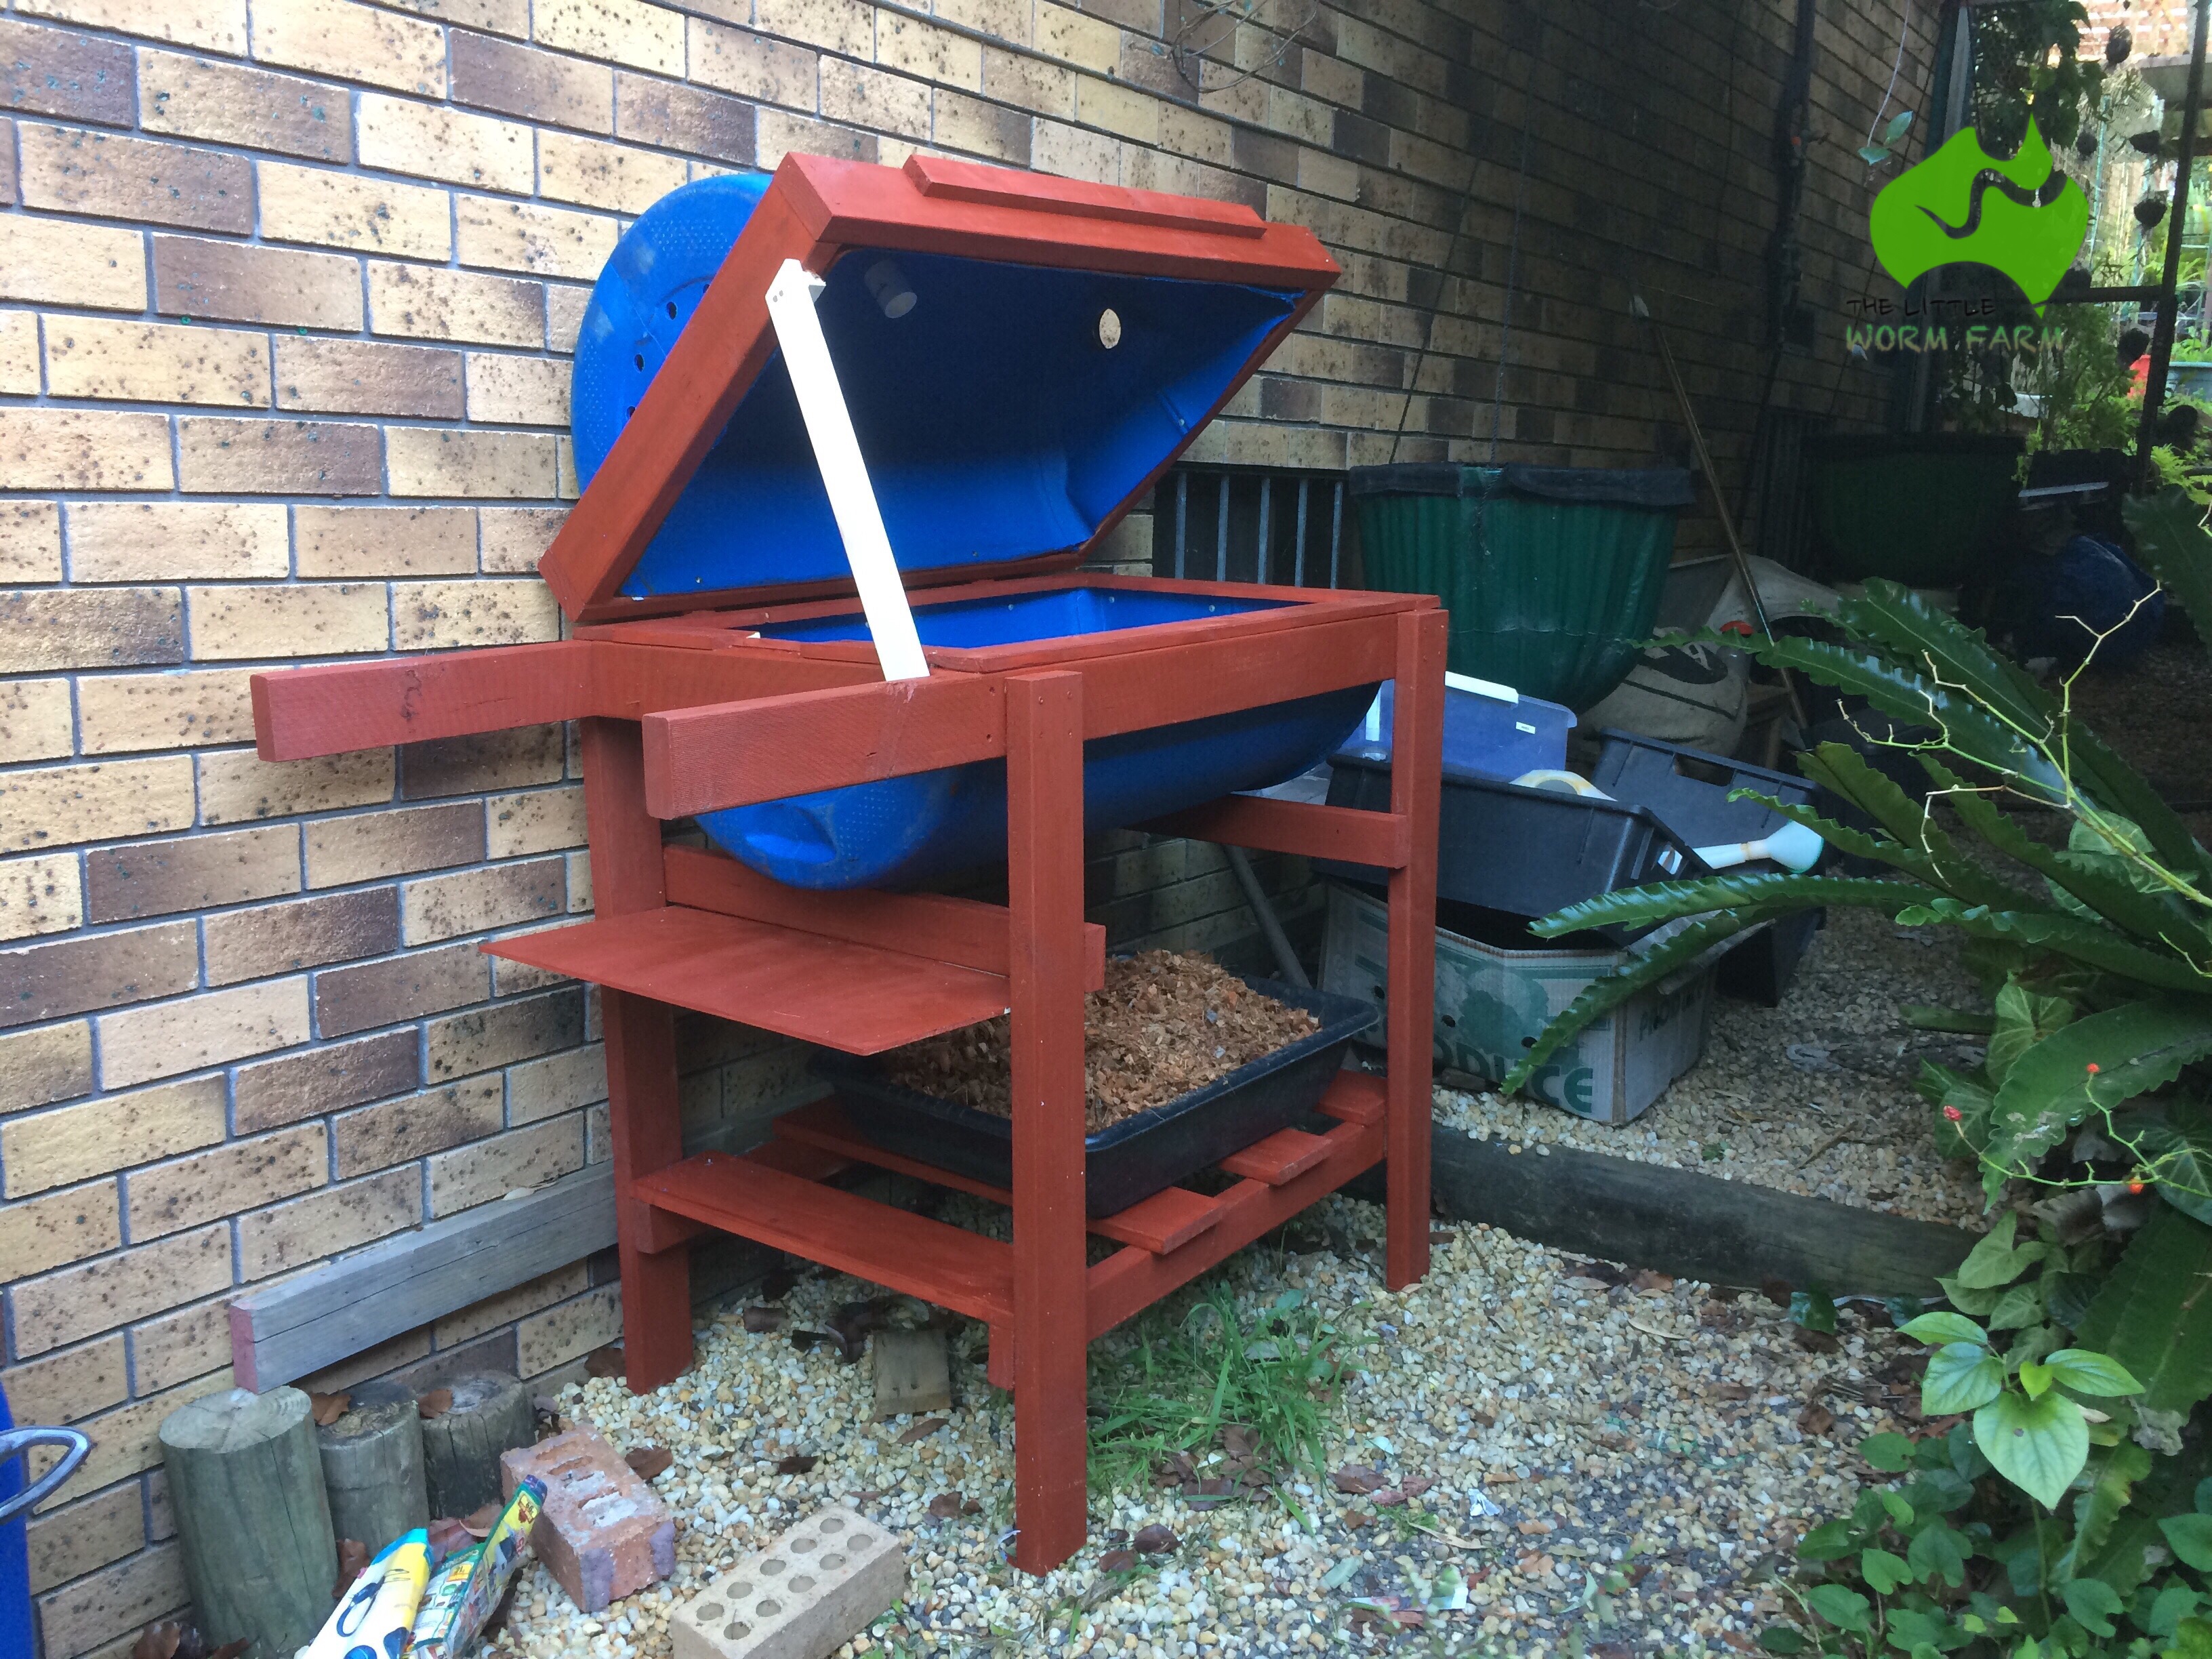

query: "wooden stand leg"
left=582, top=718, right=693, bottom=1392
left=1005, top=670, right=1090, bottom=1574
left=1385, top=610, right=1446, bottom=1291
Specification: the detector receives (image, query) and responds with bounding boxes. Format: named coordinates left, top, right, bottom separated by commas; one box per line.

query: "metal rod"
left=1174, top=472, right=1188, bottom=578
left=1329, top=481, right=1343, bottom=588
left=1214, top=473, right=1230, bottom=581
left=2137, top=0, right=2211, bottom=486
left=1255, top=476, right=1271, bottom=583
left=1225, top=846, right=1311, bottom=988
left=1294, top=478, right=1310, bottom=586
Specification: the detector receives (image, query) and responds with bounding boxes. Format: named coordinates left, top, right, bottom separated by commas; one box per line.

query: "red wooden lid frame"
left=539, top=152, right=1343, bottom=626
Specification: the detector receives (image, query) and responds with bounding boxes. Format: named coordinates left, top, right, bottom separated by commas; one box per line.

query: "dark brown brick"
left=1086, top=0, right=1163, bottom=33
left=315, top=940, right=487, bottom=1038
left=453, top=31, right=611, bottom=134
left=140, top=49, right=351, bottom=164
left=307, top=801, right=485, bottom=888
left=0, top=922, right=197, bottom=1029
left=399, top=725, right=565, bottom=800
left=3, top=590, right=184, bottom=672
left=1331, top=107, right=1389, bottom=165
left=1231, top=126, right=1300, bottom=185
left=1259, top=376, right=1321, bottom=422
left=613, top=73, right=752, bottom=166
left=0, top=19, right=134, bottom=128
left=426, top=985, right=583, bottom=1080
left=18, top=125, right=252, bottom=234
left=152, top=234, right=363, bottom=331
left=205, top=887, right=401, bottom=986
left=86, top=825, right=300, bottom=923
left=234, top=1027, right=419, bottom=1132
left=176, top=418, right=383, bottom=497
left=1360, top=74, right=1418, bottom=132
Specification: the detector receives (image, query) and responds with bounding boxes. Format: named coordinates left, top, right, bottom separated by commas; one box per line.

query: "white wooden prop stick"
left=764, top=258, right=930, bottom=682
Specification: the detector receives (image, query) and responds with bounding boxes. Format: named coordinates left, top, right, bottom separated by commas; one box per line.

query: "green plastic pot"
left=1349, top=464, right=1694, bottom=712
left=1807, top=432, right=2024, bottom=588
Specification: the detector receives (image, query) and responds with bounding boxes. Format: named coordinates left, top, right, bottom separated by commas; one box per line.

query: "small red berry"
left=2129, top=1181, right=2147, bottom=1195
left=2087, top=1063, right=2102, bottom=1075
left=1943, top=1104, right=1964, bottom=1122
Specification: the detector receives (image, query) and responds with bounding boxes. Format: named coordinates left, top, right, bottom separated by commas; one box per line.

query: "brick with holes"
left=670, top=1506, right=905, bottom=1659
left=501, top=1426, right=675, bottom=1612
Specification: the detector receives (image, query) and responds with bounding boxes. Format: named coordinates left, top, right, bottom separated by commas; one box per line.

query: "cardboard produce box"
left=1319, top=883, right=1716, bottom=1124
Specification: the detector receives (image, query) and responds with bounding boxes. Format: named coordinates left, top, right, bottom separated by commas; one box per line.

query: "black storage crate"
left=817, top=976, right=1378, bottom=1216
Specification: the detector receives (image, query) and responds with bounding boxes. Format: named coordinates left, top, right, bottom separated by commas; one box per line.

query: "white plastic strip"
left=1443, top=670, right=1518, bottom=703
left=763, top=258, right=929, bottom=682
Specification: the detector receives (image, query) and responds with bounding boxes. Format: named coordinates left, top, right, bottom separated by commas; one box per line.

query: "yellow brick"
left=934, top=88, right=1026, bottom=161
left=982, top=46, right=1074, bottom=117
left=754, top=0, right=871, bottom=56
left=0, top=1180, right=120, bottom=1279
left=434, top=1261, right=586, bottom=1346
left=1077, top=75, right=1158, bottom=142
left=516, top=1282, right=619, bottom=1376
left=78, top=669, right=258, bottom=754
left=69, top=502, right=289, bottom=582
left=0, top=500, right=61, bottom=583
left=535, top=0, right=684, bottom=71
left=42, top=316, right=268, bottom=409
left=535, top=130, right=688, bottom=215
left=36, top=1374, right=231, bottom=1518
left=357, top=93, right=534, bottom=193
left=0, top=1022, right=94, bottom=1111
left=0, top=410, right=173, bottom=492
left=258, top=159, right=453, bottom=260
left=298, top=504, right=476, bottom=577
left=455, top=194, right=618, bottom=281
left=368, top=262, right=544, bottom=348
left=2, top=1076, right=226, bottom=1197
left=755, top=108, right=874, bottom=169
left=378, top=0, right=525, bottom=30
left=1, top=1338, right=126, bottom=1439
left=688, top=18, right=817, bottom=107
left=0, top=310, right=37, bottom=394
left=393, top=577, right=560, bottom=649
left=0, top=852, right=83, bottom=941
left=7, top=1224, right=230, bottom=1358
left=332, top=1073, right=500, bottom=1176
left=187, top=583, right=390, bottom=662
left=19, top=0, right=244, bottom=51
left=546, top=283, right=590, bottom=352
left=876, top=12, right=979, bottom=88
left=199, top=747, right=394, bottom=824
left=237, top=1166, right=419, bottom=1279
left=25, top=1477, right=142, bottom=1593
left=937, top=0, right=1027, bottom=43
left=129, top=1299, right=232, bottom=1393
left=0, top=217, right=146, bottom=312
left=0, top=758, right=196, bottom=853
left=479, top=507, right=565, bottom=572
left=0, top=680, right=73, bottom=765
left=463, top=352, right=571, bottom=426
left=127, top=1122, right=327, bottom=1240
left=1037, top=2, right=1118, bottom=73
left=556, top=437, right=579, bottom=499
left=565, top=848, right=590, bottom=912
left=388, top=426, right=558, bottom=497
left=274, top=336, right=464, bottom=417
left=486, top=784, right=586, bottom=858
left=251, top=0, right=449, bottom=97
left=98, top=977, right=310, bottom=1088
left=403, top=857, right=563, bottom=943
left=822, top=60, right=928, bottom=140
left=428, top=1113, right=582, bottom=1216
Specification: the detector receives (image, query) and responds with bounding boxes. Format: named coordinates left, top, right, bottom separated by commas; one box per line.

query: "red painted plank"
left=663, top=844, right=1104, bottom=989
left=1004, top=670, right=1090, bottom=1574
left=1073, top=615, right=1399, bottom=741
left=252, top=641, right=596, bottom=761
left=481, top=907, right=1010, bottom=1054
left=770, top=1099, right=1223, bottom=1256
left=1217, top=1126, right=1333, bottom=1186
left=638, top=1149, right=1016, bottom=1326
left=1317, top=1070, right=1387, bottom=1128
left=639, top=674, right=1005, bottom=817
left=1384, top=608, right=1446, bottom=1292
left=904, top=155, right=1266, bottom=238
left=1143, top=796, right=1410, bottom=869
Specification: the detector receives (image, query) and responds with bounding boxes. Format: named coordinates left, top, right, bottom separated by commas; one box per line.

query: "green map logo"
left=1868, top=120, right=2089, bottom=308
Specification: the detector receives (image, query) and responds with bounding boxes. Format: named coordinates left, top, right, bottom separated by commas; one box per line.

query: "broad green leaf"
left=1796, top=1519, right=1858, bottom=1561
left=1885, top=109, right=1914, bottom=143
left=1907, top=1519, right=1970, bottom=1589
left=1861, top=1546, right=1911, bottom=1595
left=2123, top=1112, right=2212, bottom=1225
left=2174, top=1616, right=2212, bottom=1659
left=2057, top=1442, right=2151, bottom=1580
left=1905, top=1003, right=1999, bottom=1034
left=1806, top=1582, right=1872, bottom=1634
left=1858, top=1432, right=1915, bottom=1473
left=2150, top=1582, right=2204, bottom=1637
left=1975, top=1389, right=2090, bottom=1509
left=2041, top=1349, right=2144, bottom=1397
left=1986, top=1282, right=2045, bottom=1332
left=1885, top=1606, right=1949, bottom=1652
left=1502, top=912, right=1746, bottom=1094
left=1757, top=1629, right=1809, bottom=1655
left=1899, top=1311, right=1989, bottom=1347
left=2164, top=1513, right=2212, bottom=1572
left=1985, top=1001, right=2212, bottom=1179
left=2060, top=1575, right=2123, bottom=1637
left=1938, top=1273, right=2002, bottom=1317
left=1889, top=899, right=2212, bottom=994
left=1923, top=1343, right=2006, bottom=1414
left=2019, top=1360, right=2053, bottom=1399
left=2074, top=1204, right=2212, bottom=1416
left=1988, top=979, right=2076, bottom=1088
left=1790, top=1288, right=1839, bottom=1334
left=1957, top=1212, right=2045, bottom=1289
left=1877, top=1490, right=1913, bottom=1528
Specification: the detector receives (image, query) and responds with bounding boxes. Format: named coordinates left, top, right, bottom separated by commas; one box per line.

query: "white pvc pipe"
left=763, top=258, right=929, bottom=682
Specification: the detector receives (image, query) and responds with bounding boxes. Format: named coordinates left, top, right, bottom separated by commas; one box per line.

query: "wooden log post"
left=316, top=1380, right=428, bottom=1551
left=159, top=1387, right=335, bottom=1659
left=419, top=1373, right=533, bottom=1519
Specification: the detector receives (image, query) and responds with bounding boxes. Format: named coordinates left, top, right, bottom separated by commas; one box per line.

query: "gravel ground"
left=490, top=1202, right=1913, bottom=1659
left=1431, top=905, right=1990, bottom=1227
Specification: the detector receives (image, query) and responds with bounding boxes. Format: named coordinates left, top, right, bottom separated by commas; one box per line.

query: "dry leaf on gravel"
left=1797, top=1402, right=1835, bottom=1436
left=1400, top=1475, right=1435, bottom=1498
left=1715, top=1382, right=1753, bottom=1400
left=1332, top=1463, right=1389, bottom=1494
left=741, top=1306, right=784, bottom=1333
left=309, top=1391, right=351, bottom=1427
left=926, top=1493, right=963, bottom=1519
left=623, top=1446, right=674, bottom=1481
left=586, top=1345, right=625, bottom=1379
left=1097, top=1549, right=1137, bottom=1574
left=416, top=1388, right=453, bottom=1420
left=899, top=1417, right=947, bottom=1443
left=1630, top=1269, right=1675, bottom=1292
left=775, top=1454, right=817, bottom=1475
left=1132, top=1523, right=1178, bottom=1554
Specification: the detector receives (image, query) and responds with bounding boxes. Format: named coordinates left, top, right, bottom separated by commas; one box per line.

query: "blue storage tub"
left=574, top=174, right=1370, bottom=890
left=1332, top=672, right=1574, bottom=781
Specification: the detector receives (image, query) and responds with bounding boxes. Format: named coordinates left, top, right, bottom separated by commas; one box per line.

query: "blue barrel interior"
left=575, top=174, right=1368, bottom=889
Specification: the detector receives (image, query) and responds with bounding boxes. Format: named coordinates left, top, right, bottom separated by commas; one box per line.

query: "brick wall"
left=0, top=0, right=1934, bottom=1652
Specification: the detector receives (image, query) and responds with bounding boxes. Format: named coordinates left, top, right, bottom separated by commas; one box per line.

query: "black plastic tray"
left=1322, top=754, right=1703, bottom=943
left=815, top=975, right=1379, bottom=1217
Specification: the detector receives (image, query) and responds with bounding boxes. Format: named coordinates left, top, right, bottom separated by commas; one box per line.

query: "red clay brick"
left=502, top=1428, right=674, bottom=1613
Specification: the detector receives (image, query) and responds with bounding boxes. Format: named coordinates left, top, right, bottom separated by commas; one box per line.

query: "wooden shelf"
left=483, top=905, right=1010, bottom=1054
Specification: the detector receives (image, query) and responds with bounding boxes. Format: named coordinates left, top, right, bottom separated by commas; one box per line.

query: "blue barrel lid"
left=570, top=167, right=1315, bottom=607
